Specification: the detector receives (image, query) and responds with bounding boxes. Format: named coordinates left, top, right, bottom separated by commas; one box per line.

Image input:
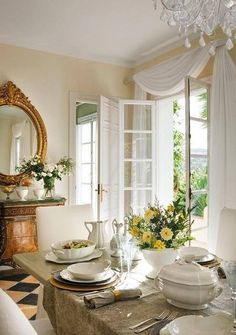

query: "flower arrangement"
left=17, top=155, right=74, bottom=196
left=126, top=198, right=193, bottom=250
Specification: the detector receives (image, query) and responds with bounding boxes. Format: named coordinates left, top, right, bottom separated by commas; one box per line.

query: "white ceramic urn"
left=156, top=256, right=223, bottom=310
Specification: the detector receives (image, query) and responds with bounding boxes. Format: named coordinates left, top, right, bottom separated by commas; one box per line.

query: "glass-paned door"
left=185, top=76, right=210, bottom=246
left=119, top=100, right=156, bottom=216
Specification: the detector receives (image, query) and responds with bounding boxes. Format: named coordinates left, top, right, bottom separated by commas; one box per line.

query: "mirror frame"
left=0, top=81, right=47, bottom=185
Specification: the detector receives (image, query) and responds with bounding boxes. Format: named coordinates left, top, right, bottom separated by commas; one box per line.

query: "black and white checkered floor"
left=0, top=268, right=39, bottom=320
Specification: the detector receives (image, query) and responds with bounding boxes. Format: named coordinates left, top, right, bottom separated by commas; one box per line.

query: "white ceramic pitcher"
left=84, top=220, right=109, bottom=249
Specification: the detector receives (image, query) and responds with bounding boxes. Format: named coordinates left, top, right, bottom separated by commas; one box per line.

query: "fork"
left=134, top=311, right=178, bottom=334
left=129, top=310, right=169, bottom=330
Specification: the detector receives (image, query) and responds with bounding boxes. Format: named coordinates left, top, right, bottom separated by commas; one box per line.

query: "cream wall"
left=0, top=43, right=132, bottom=200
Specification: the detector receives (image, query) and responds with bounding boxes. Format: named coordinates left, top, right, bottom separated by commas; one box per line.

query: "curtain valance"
left=133, top=46, right=211, bottom=96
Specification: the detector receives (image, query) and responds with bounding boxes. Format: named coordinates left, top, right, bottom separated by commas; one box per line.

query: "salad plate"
left=58, top=268, right=117, bottom=284
left=45, top=249, right=102, bottom=264
left=160, top=312, right=233, bottom=335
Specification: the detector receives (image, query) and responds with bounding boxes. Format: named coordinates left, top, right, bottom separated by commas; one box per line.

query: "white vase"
left=16, top=188, right=28, bottom=201
left=33, top=188, right=44, bottom=200
left=142, top=248, right=177, bottom=279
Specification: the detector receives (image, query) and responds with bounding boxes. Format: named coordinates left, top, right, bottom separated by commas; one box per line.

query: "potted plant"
left=17, top=155, right=74, bottom=198
left=126, top=198, right=194, bottom=278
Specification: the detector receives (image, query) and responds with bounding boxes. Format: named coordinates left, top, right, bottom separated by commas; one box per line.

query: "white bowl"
left=67, top=260, right=111, bottom=280
left=160, top=312, right=233, bottom=335
left=51, top=239, right=96, bottom=260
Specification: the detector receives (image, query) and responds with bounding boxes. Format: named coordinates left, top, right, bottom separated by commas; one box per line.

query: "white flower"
left=42, top=172, right=46, bottom=177
left=57, top=165, right=64, bottom=172
left=47, top=173, right=52, bottom=177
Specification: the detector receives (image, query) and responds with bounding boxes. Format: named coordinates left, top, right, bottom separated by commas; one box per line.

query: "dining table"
left=13, top=250, right=232, bottom=335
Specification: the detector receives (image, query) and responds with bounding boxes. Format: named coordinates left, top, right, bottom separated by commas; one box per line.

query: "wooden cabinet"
left=0, top=198, right=66, bottom=266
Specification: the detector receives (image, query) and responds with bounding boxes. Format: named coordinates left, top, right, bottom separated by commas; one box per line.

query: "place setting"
left=45, top=239, right=103, bottom=264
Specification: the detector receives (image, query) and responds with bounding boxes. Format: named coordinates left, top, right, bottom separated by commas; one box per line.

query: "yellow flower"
left=160, top=227, right=173, bottom=241
left=132, top=216, right=142, bottom=225
left=154, top=240, right=166, bottom=250
left=167, top=204, right=174, bottom=212
left=144, top=209, right=155, bottom=221
left=130, top=226, right=139, bottom=237
left=142, top=231, right=153, bottom=243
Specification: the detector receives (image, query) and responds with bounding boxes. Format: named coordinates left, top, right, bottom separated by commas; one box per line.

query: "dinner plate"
left=54, top=270, right=118, bottom=286
left=60, top=268, right=115, bottom=284
left=160, top=312, right=233, bottom=335
left=45, top=249, right=102, bottom=264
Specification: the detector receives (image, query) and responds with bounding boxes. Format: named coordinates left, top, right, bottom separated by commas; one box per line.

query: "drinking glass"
left=222, top=260, right=236, bottom=333
left=120, top=236, right=137, bottom=279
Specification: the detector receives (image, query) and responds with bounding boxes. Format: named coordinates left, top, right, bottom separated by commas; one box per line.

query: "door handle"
left=100, top=185, right=108, bottom=202
left=95, top=184, right=108, bottom=202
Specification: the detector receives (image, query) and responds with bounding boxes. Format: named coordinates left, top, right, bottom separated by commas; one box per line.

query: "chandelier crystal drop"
left=153, top=0, right=236, bottom=51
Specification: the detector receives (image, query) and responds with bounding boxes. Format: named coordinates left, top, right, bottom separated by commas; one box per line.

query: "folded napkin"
left=84, top=289, right=142, bottom=309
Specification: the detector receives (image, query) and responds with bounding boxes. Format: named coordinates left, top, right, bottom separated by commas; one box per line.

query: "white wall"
left=0, top=43, right=132, bottom=200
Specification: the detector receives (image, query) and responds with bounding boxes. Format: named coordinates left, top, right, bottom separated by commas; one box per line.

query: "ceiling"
left=0, top=0, right=181, bottom=67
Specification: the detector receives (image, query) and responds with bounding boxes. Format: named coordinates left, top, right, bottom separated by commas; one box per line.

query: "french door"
left=119, top=100, right=156, bottom=217
left=70, top=94, right=157, bottom=231
left=185, top=76, right=210, bottom=243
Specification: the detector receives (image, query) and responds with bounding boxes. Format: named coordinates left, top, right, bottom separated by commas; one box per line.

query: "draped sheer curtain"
left=133, top=44, right=236, bottom=251
left=208, top=47, right=236, bottom=252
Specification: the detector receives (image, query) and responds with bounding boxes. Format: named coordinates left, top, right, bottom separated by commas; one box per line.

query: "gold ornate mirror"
left=0, top=81, right=47, bottom=185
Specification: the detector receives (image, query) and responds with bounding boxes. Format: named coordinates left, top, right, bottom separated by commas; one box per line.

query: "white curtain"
left=133, top=45, right=211, bottom=96
left=208, top=47, right=236, bottom=252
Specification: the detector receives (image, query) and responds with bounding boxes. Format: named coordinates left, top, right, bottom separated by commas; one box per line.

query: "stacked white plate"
left=54, top=259, right=118, bottom=287
left=178, top=246, right=215, bottom=263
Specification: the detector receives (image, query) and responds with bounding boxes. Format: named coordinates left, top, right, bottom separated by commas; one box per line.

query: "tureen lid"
left=158, top=256, right=218, bottom=286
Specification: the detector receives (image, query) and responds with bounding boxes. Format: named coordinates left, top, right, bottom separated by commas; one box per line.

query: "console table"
left=0, top=197, right=66, bottom=266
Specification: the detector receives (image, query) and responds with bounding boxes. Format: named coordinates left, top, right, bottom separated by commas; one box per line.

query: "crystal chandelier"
left=153, top=0, right=236, bottom=54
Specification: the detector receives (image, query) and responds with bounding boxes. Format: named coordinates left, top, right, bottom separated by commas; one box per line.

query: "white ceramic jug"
left=84, top=220, right=109, bottom=249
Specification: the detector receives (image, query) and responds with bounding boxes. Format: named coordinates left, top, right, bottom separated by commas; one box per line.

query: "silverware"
left=134, top=311, right=178, bottom=334
left=129, top=310, right=169, bottom=330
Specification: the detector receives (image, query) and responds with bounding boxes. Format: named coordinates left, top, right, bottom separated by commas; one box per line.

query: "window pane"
left=124, top=161, right=152, bottom=188
left=81, top=164, right=91, bottom=184
left=124, top=105, right=152, bottom=131
left=124, top=190, right=152, bottom=215
left=124, top=133, right=151, bottom=159
left=191, top=192, right=208, bottom=219
left=81, top=143, right=91, bottom=163
left=93, top=120, right=96, bottom=141
left=78, top=184, right=91, bottom=204
left=190, top=120, right=207, bottom=153
left=190, top=92, right=208, bottom=120
left=81, top=123, right=91, bottom=143
left=191, top=168, right=208, bottom=192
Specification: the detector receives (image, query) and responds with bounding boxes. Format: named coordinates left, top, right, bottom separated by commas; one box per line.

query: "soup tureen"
left=156, top=256, right=223, bottom=310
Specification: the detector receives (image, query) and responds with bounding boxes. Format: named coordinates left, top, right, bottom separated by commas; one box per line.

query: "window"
left=76, top=116, right=96, bottom=205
